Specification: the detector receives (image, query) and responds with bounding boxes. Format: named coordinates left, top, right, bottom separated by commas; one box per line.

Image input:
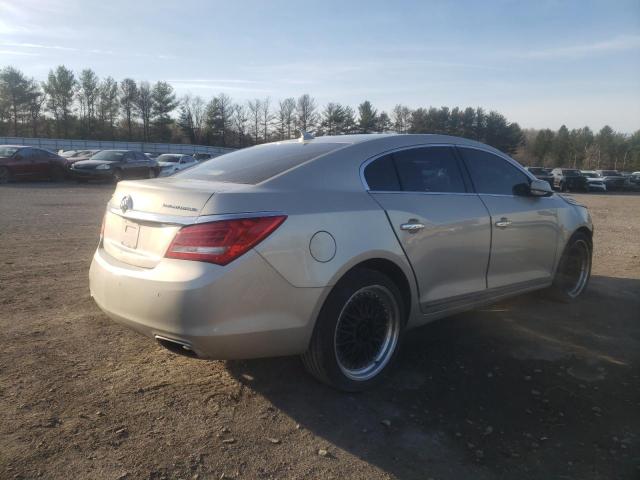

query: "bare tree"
left=277, top=97, right=296, bottom=140
left=233, top=104, right=248, bottom=147
left=119, top=78, right=138, bottom=140
left=78, top=69, right=99, bottom=136
left=260, top=97, right=273, bottom=142
left=135, top=81, right=153, bottom=141
left=247, top=98, right=262, bottom=145
left=97, top=77, right=119, bottom=138
left=295, top=94, right=318, bottom=133
left=392, top=104, right=411, bottom=133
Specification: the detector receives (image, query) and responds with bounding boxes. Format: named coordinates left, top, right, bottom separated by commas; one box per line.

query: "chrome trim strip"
left=108, top=207, right=286, bottom=226
left=359, top=141, right=538, bottom=193
left=368, top=190, right=478, bottom=197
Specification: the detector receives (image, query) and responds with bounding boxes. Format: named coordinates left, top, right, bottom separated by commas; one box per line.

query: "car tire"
left=0, top=166, right=11, bottom=184
left=112, top=169, right=123, bottom=183
left=301, top=268, right=405, bottom=391
left=148, top=168, right=156, bottom=179
left=544, top=231, right=592, bottom=303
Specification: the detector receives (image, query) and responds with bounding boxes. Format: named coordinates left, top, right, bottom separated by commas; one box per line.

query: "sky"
left=1, top=0, right=639, bottom=132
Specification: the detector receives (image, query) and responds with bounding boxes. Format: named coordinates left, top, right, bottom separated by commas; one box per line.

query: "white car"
left=580, top=171, right=607, bottom=192
left=156, top=154, right=197, bottom=177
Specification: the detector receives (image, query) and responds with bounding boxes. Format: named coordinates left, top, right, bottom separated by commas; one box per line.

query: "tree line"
left=1, top=65, right=638, bottom=170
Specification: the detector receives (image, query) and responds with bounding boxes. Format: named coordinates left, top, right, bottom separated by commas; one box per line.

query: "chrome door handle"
left=400, top=221, right=425, bottom=233
left=495, top=217, right=512, bottom=228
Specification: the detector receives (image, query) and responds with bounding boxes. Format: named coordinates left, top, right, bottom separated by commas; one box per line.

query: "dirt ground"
left=0, top=184, right=638, bottom=480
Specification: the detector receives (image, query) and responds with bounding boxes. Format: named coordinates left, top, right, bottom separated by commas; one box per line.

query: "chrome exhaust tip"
left=154, top=335, right=197, bottom=358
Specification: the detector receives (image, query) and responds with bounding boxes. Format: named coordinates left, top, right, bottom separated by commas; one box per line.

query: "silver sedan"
left=90, top=134, right=593, bottom=391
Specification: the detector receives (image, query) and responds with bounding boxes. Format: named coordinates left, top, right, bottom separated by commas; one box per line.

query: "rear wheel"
left=545, top=232, right=592, bottom=302
left=0, top=166, right=11, bottom=184
left=302, top=268, right=405, bottom=391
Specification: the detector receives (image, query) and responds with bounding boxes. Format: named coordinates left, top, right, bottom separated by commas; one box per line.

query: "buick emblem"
left=120, top=195, right=133, bottom=213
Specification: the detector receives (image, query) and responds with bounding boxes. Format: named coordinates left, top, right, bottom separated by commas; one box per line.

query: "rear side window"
left=364, top=154, right=400, bottom=191
left=394, top=147, right=466, bottom=193
left=458, top=148, right=529, bottom=195
left=364, top=146, right=466, bottom=193
left=179, top=142, right=344, bottom=184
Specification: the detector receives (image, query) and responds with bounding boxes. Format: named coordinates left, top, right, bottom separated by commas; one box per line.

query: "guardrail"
left=0, top=137, right=236, bottom=156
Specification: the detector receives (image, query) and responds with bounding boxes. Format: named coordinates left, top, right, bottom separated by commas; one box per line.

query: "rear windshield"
left=157, top=154, right=180, bottom=163
left=92, top=150, right=126, bottom=161
left=178, top=142, right=344, bottom=184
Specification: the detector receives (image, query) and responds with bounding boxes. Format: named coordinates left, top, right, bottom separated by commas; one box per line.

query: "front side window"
left=458, top=148, right=529, bottom=195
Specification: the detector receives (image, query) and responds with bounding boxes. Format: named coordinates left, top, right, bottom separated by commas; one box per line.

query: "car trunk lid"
left=102, top=178, right=233, bottom=268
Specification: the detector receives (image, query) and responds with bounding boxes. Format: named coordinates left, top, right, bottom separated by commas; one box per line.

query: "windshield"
left=157, top=154, right=180, bottom=163
left=583, top=172, right=599, bottom=178
left=178, top=142, right=345, bottom=184
left=563, top=169, right=582, bottom=176
left=600, top=170, right=619, bottom=176
left=0, top=146, right=20, bottom=157
left=90, top=150, right=126, bottom=161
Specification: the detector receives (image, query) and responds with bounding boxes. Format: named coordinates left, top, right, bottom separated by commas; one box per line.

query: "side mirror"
left=529, top=179, right=553, bottom=197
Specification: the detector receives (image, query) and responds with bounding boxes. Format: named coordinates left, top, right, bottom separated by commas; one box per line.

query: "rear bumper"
left=89, top=247, right=327, bottom=359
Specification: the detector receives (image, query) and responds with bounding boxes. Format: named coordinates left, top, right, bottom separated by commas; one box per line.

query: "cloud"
left=518, top=34, right=640, bottom=59
left=0, top=49, right=39, bottom=56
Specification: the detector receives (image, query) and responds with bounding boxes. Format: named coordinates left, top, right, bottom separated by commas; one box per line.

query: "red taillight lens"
left=165, top=215, right=287, bottom=265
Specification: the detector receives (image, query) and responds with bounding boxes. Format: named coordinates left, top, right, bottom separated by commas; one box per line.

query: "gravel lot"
left=1, top=184, right=638, bottom=480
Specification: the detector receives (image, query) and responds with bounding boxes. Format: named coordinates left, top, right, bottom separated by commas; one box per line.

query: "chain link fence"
left=0, top=136, right=236, bottom=156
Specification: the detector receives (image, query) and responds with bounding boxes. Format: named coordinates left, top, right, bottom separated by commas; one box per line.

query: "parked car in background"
left=595, top=170, right=626, bottom=191
left=156, top=154, right=198, bottom=177
left=60, top=149, right=101, bottom=166
left=70, top=150, right=159, bottom=183
left=193, top=153, right=213, bottom=161
left=525, top=166, right=554, bottom=186
left=90, top=133, right=593, bottom=391
left=145, top=152, right=161, bottom=160
left=625, top=171, right=640, bottom=190
left=580, top=171, right=607, bottom=192
left=550, top=168, right=588, bottom=192
left=0, top=145, right=67, bottom=183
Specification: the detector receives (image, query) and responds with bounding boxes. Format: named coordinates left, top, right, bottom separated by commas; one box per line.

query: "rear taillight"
left=165, top=215, right=287, bottom=265
left=100, top=213, right=106, bottom=240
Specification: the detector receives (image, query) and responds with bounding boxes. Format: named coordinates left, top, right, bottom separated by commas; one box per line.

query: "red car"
left=0, top=145, right=68, bottom=183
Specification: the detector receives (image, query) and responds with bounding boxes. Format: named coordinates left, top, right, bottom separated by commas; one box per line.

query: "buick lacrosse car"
left=90, top=134, right=593, bottom=391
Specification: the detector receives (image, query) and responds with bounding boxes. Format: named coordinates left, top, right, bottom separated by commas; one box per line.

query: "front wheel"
left=0, top=166, right=11, bottom=184
left=544, top=232, right=592, bottom=302
left=302, top=268, right=405, bottom=391
left=112, top=169, right=123, bottom=183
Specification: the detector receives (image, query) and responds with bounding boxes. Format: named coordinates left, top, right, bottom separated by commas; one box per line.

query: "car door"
left=457, top=147, right=560, bottom=289
left=120, top=152, right=136, bottom=178
left=8, top=148, right=32, bottom=178
left=31, top=148, right=52, bottom=178
left=365, top=146, right=492, bottom=310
